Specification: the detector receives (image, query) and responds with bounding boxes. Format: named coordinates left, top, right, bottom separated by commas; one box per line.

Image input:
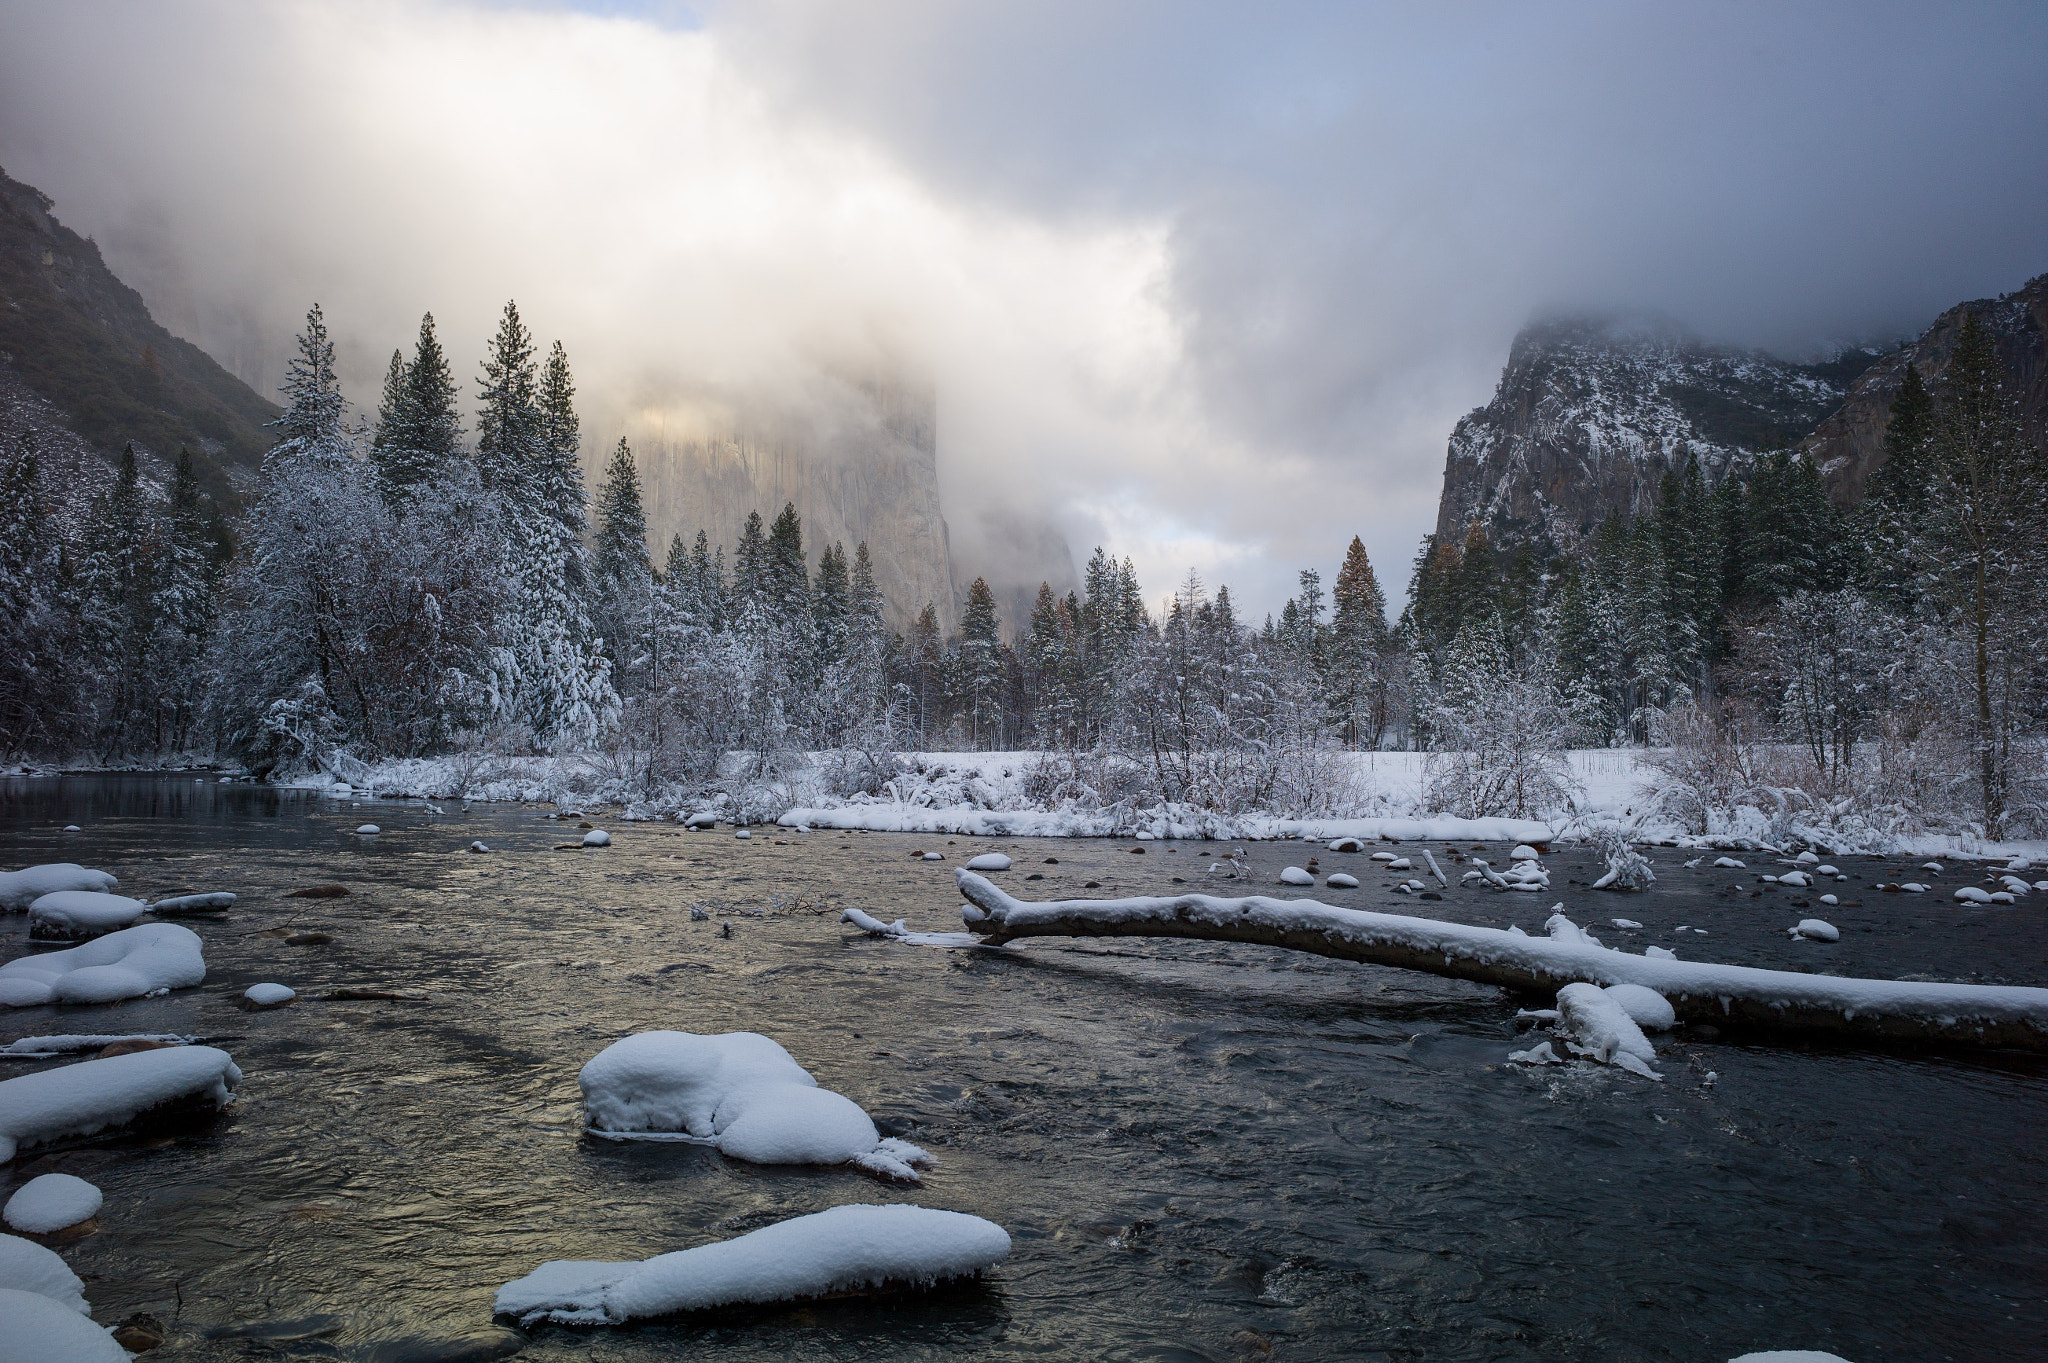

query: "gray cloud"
left=3, top=0, right=2043, bottom=618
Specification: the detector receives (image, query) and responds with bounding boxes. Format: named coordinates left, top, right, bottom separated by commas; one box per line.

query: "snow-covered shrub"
left=1588, top=827, right=1655, bottom=891
left=1421, top=637, right=1589, bottom=820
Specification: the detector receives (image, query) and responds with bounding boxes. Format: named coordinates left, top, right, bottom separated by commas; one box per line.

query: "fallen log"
left=954, top=870, right=2048, bottom=1052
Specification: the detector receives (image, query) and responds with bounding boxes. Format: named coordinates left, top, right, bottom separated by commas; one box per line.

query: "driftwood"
left=954, top=871, right=2048, bottom=1052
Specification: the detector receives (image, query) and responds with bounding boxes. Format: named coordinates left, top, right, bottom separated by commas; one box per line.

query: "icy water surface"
left=3, top=775, right=2046, bottom=1362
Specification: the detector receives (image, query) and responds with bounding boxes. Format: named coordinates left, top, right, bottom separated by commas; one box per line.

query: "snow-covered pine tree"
left=732, top=510, right=769, bottom=618
left=0, top=436, right=75, bottom=753
left=268, top=304, right=349, bottom=468
left=475, top=302, right=540, bottom=500
left=905, top=602, right=946, bottom=742
left=957, top=576, right=1005, bottom=749
left=1856, top=362, right=1935, bottom=611
left=1329, top=536, right=1392, bottom=748
left=591, top=437, right=652, bottom=677
left=80, top=443, right=164, bottom=754
left=812, top=541, right=850, bottom=673
left=155, top=448, right=220, bottom=750
left=373, top=313, right=464, bottom=495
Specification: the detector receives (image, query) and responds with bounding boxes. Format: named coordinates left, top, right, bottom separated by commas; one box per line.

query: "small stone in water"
left=582, top=830, right=611, bottom=847
left=288, top=885, right=349, bottom=898
left=355, top=825, right=380, bottom=835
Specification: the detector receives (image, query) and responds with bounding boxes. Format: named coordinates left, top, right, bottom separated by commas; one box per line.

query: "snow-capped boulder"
left=1819, top=894, right=1839, bottom=906
left=1371, top=851, right=1396, bottom=862
left=735, top=830, right=752, bottom=840
left=920, top=851, right=942, bottom=861
left=1791, top=919, right=1840, bottom=942
left=0, top=923, right=206, bottom=1008
left=0, top=1286, right=127, bottom=1360
left=0, top=1235, right=89, bottom=1312
left=244, top=983, right=295, bottom=1008
left=1644, top=944, right=1677, bottom=960
left=1794, top=851, right=1819, bottom=866
left=1278, top=867, right=1314, bottom=886
left=147, top=892, right=235, bottom=915
left=26, top=892, right=149, bottom=941
left=1510, top=844, right=1541, bottom=861
left=683, top=812, right=717, bottom=829
left=964, top=853, right=1012, bottom=872
left=3, top=1175, right=102, bottom=1236
left=0, top=865, right=118, bottom=912
left=579, top=1031, right=934, bottom=1182
left=495, top=1204, right=1010, bottom=1326
left=1555, top=982, right=1660, bottom=1079
left=468, top=841, right=491, bottom=853
left=1603, top=983, right=1676, bottom=1031
left=1728, top=1353, right=1853, bottom=1363
left=1386, top=857, right=1413, bottom=871
left=354, top=824, right=380, bottom=835
left=0, top=1045, right=240, bottom=1162
left=1920, top=862, right=1944, bottom=873
left=1325, top=873, right=1359, bottom=889
left=1327, top=837, right=1364, bottom=853
left=582, top=830, right=611, bottom=847
left=1777, top=870, right=1812, bottom=888
left=1713, top=857, right=1746, bottom=869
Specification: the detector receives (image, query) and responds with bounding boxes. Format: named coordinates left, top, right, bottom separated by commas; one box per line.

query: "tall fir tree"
left=475, top=301, right=540, bottom=499
left=591, top=438, right=652, bottom=672
left=373, top=313, right=463, bottom=494
left=1857, top=362, right=1935, bottom=609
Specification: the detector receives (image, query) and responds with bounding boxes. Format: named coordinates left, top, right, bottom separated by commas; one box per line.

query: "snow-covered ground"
left=307, top=745, right=2048, bottom=859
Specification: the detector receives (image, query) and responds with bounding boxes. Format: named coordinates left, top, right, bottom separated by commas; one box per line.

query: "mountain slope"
left=1803, top=271, right=2048, bottom=502
left=1431, top=317, right=1878, bottom=549
left=0, top=167, right=276, bottom=504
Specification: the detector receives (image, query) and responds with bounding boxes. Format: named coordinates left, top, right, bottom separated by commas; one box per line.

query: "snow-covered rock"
left=1900, top=882, right=1927, bottom=893
left=1, top=1034, right=191, bottom=1057
left=1644, top=945, right=1677, bottom=960
left=1327, top=837, right=1363, bottom=853
left=3, top=1175, right=102, bottom=1235
left=920, top=851, right=941, bottom=861
left=964, top=853, right=1012, bottom=872
left=1603, top=983, right=1676, bottom=1031
left=1510, top=844, right=1542, bottom=861
left=468, top=841, right=491, bottom=853
left=26, top=892, right=149, bottom=941
left=354, top=824, right=380, bottom=835
left=1713, top=857, right=1746, bottom=869
left=0, top=1286, right=126, bottom=1360
left=1819, top=893, right=1839, bottom=906
left=0, top=865, right=117, bottom=912
left=0, top=1235, right=89, bottom=1312
left=1920, top=862, right=1944, bottom=873
left=495, top=1203, right=1010, bottom=1326
left=0, top=1045, right=240, bottom=1161
left=1325, top=873, right=1359, bottom=889
left=147, top=892, right=235, bottom=915
left=1794, top=851, right=1820, bottom=866
left=1815, top=865, right=1840, bottom=877
left=1279, top=867, right=1314, bottom=886
left=579, top=1032, right=933, bottom=1182
left=1386, top=857, right=1413, bottom=871
left=1791, top=919, right=1840, bottom=942
left=244, top=983, right=295, bottom=1008
left=582, top=830, right=611, bottom=847
left=0, top=923, right=206, bottom=1007
left=1371, top=851, right=1396, bottom=861
left=735, top=830, right=753, bottom=840
left=683, top=811, right=718, bottom=829
left=1777, top=870, right=1812, bottom=888
left=1555, top=983, right=1660, bottom=1079
left=1728, top=1353, right=1853, bottom=1363
left=1611, top=918, right=1643, bottom=929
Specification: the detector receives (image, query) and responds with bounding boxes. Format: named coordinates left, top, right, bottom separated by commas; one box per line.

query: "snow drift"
left=579, top=1031, right=933, bottom=1181
left=494, top=1204, right=1010, bottom=1325
left=0, top=924, right=206, bottom=1007
left=0, top=1045, right=241, bottom=1161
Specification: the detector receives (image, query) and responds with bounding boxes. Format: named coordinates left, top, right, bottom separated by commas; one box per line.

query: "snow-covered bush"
left=1421, top=637, right=1588, bottom=820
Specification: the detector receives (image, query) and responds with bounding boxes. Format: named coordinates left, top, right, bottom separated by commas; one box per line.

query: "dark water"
left=2, top=774, right=2045, bottom=1362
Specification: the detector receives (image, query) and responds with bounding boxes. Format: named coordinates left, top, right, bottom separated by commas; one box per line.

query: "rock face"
left=0, top=167, right=276, bottom=508
left=1432, top=317, right=1875, bottom=550
left=1803, top=271, right=2048, bottom=503
left=636, top=374, right=959, bottom=632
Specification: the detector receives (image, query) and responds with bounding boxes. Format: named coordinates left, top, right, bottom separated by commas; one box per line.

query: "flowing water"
left=2, top=774, right=2045, bottom=1362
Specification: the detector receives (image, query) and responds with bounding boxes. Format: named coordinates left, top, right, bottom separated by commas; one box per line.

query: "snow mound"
left=495, top=1203, right=1010, bottom=1326
left=579, top=1032, right=934, bottom=1182
left=1327, top=837, right=1363, bottom=853
left=1554, top=983, right=1660, bottom=1079
left=244, top=983, right=295, bottom=1007
left=1, top=1035, right=191, bottom=1057
left=147, top=892, right=236, bottom=915
left=0, top=1236, right=89, bottom=1312
left=1777, top=870, right=1812, bottom=888
left=1611, top=918, right=1643, bottom=929
left=3, top=1175, right=102, bottom=1235
left=1603, top=983, right=1676, bottom=1031
left=1794, top=852, right=1820, bottom=866
left=1644, top=945, right=1676, bottom=960
left=1819, top=894, right=1839, bottom=906
left=1510, top=844, right=1541, bottom=861
left=1728, top=1354, right=1853, bottom=1363
left=355, top=824, right=380, bottom=835
left=582, top=830, right=611, bottom=847
left=0, top=1045, right=241, bottom=1161
left=27, top=892, right=149, bottom=940
left=0, top=1286, right=126, bottom=1360
left=0, top=865, right=118, bottom=913
left=1954, top=887, right=1997, bottom=904
left=963, top=854, right=1011, bottom=872
left=0, top=923, right=206, bottom=1007
left=1326, top=873, right=1359, bottom=889
left=1792, top=919, right=1840, bottom=942
left=1386, top=857, right=1413, bottom=870
left=1920, top=862, right=1944, bottom=873
left=468, top=841, right=491, bottom=853
left=1279, top=867, right=1314, bottom=886
left=1713, top=857, right=1746, bottom=869
left=919, top=851, right=941, bottom=861
left=682, top=812, right=717, bottom=829
left=735, top=830, right=752, bottom=840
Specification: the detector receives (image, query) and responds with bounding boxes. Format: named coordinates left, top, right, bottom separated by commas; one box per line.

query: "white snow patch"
left=244, top=983, right=295, bottom=1007
left=1791, top=919, right=1840, bottom=942
left=27, top=892, right=148, bottom=939
left=1713, top=857, right=1746, bottom=869
left=0, top=865, right=118, bottom=912
left=1921, top=862, right=1944, bottom=873
left=964, top=854, right=1012, bottom=872
left=1819, top=894, right=1839, bottom=906
left=1610, top=919, right=1643, bottom=929
left=1556, top=982, right=1661, bottom=1079
left=0, top=1286, right=126, bottom=1360
left=582, top=830, right=612, bottom=847
left=495, top=1203, right=1009, bottom=1326
left=579, top=1032, right=933, bottom=1181
left=3, top=1175, right=102, bottom=1235
left=0, top=923, right=206, bottom=1007
left=1279, top=867, right=1314, bottom=886
left=0, top=1236, right=89, bottom=1313
left=1604, top=983, right=1676, bottom=1031
left=1507, top=1040, right=1561, bottom=1065
left=735, top=830, right=752, bottom=840
left=354, top=824, right=380, bottom=835
left=0, top=1045, right=240, bottom=1161
left=1728, top=1354, right=1853, bottom=1363
left=1, top=1035, right=192, bottom=1057
left=147, top=892, right=235, bottom=915
left=1325, top=873, right=1359, bottom=889
left=1327, top=837, right=1363, bottom=853
left=1644, top=945, right=1677, bottom=960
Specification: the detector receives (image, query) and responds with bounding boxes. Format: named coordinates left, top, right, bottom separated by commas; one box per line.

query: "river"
left=2, top=774, right=2044, bottom=1361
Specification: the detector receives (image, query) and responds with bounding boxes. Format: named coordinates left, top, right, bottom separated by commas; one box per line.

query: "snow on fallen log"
left=147, top=892, right=236, bottom=915
left=0, top=1045, right=241, bottom=1161
left=1, top=1035, right=195, bottom=1059
left=579, top=1032, right=934, bottom=1182
left=0, top=924, right=206, bottom=1007
left=954, top=870, right=2048, bottom=1051
left=0, top=865, right=118, bottom=912
left=494, top=1204, right=1010, bottom=1326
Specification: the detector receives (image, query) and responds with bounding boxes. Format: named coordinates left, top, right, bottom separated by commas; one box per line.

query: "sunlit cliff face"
left=2, top=0, right=2044, bottom=616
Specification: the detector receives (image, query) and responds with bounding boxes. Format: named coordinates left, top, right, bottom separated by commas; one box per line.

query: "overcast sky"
left=2, top=0, right=2044, bottom=617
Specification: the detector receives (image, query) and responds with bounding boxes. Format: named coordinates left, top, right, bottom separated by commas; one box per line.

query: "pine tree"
left=0, top=436, right=71, bottom=751
left=1857, top=362, right=1935, bottom=609
left=475, top=301, right=540, bottom=498
left=270, top=304, right=348, bottom=466
left=373, top=313, right=463, bottom=495
left=907, top=602, right=946, bottom=742
left=591, top=437, right=652, bottom=673
left=733, top=510, right=769, bottom=617
left=812, top=541, right=851, bottom=672
left=537, top=340, right=587, bottom=546
left=1330, top=536, right=1391, bottom=747
left=957, top=577, right=1005, bottom=748
left=156, top=448, right=219, bottom=749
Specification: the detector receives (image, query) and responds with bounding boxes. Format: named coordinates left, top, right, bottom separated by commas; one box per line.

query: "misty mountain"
left=0, top=167, right=275, bottom=506
left=1804, top=270, right=2047, bottom=502
left=1431, top=316, right=1882, bottom=551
